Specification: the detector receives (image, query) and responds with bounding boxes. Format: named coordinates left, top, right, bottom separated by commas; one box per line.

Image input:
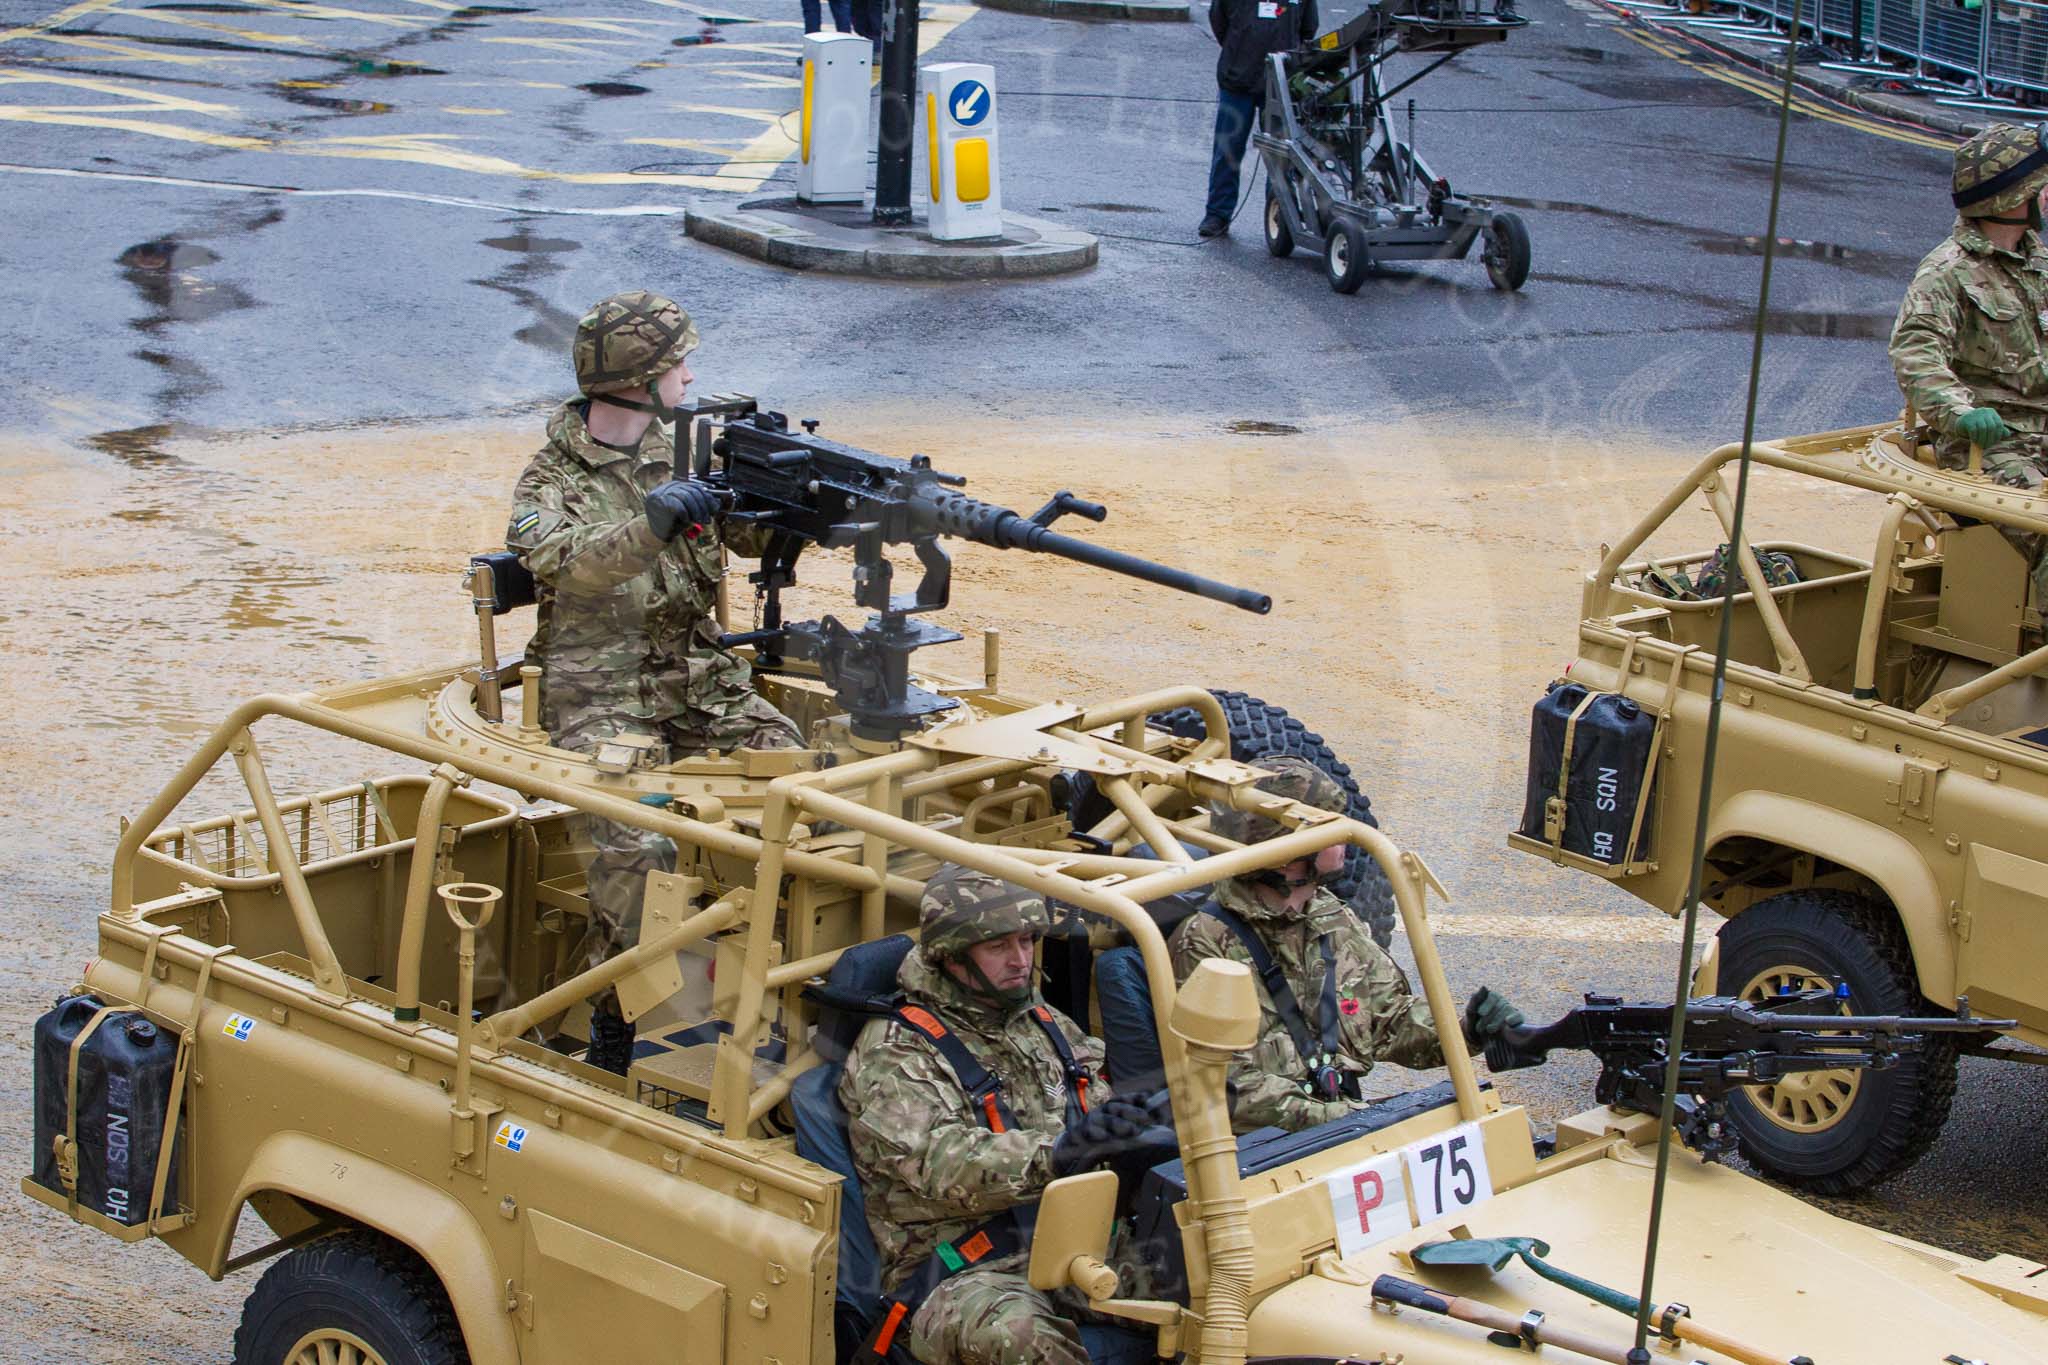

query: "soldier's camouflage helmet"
left=1210, top=755, right=1347, bottom=845
left=1952, top=122, right=2048, bottom=217
left=919, top=863, right=1052, bottom=960
left=573, top=290, right=700, bottom=398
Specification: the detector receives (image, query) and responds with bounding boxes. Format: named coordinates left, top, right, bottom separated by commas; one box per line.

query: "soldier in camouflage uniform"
left=507, top=290, right=803, bottom=1072
left=839, top=864, right=1157, bottom=1365
left=1169, top=757, right=1522, bottom=1133
left=1892, top=123, right=2048, bottom=619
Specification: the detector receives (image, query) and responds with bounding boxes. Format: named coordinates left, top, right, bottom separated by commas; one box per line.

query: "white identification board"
left=1402, top=1121, right=1492, bottom=1224
left=1324, top=1150, right=1411, bottom=1257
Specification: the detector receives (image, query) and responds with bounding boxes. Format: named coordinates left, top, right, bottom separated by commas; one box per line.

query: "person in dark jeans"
left=802, top=0, right=853, bottom=35
left=1202, top=0, right=1319, bottom=238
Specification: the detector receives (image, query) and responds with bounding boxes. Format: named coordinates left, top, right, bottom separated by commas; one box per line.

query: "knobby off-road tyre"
left=233, top=1230, right=469, bottom=1365
left=1149, top=690, right=1397, bottom=948
left=1715, top=889, right=1958, bottom=1196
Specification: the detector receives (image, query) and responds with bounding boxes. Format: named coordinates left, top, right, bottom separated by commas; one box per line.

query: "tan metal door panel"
left=522, top=1208, right=726, bottom=1362
left=1959, top=844, right=2048, bottom=1030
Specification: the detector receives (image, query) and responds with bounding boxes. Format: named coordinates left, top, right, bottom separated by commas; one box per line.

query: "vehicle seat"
left=792, top=935, right=1154, bottom=1365
left=793, top=935, right=912, bottom=1358
left=1094, top=946, right=1164, bottom=1095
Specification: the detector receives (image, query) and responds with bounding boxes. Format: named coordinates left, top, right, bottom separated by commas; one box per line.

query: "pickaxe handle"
left=1660, top=1307, right=1805, bottom=1365
left=1372, top=1275, right=1634, bottom=1364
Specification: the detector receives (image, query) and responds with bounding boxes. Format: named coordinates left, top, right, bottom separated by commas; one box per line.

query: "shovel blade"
left=1411, top=1235, right=1549, bottom=1272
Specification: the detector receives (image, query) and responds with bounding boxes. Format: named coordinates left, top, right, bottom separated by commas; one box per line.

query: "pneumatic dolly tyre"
left=1264, top=189, right=1295, bottom=258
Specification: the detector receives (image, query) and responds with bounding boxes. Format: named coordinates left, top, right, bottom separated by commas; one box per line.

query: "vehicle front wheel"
left=234, top=1230, right=468, bottom=1365
left=1714, top=889, right=1957, bottom=1195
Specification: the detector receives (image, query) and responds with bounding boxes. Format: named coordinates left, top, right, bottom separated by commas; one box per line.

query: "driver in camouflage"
left=1892, top=123, right=2048, bottom=621
left=508, top=290, right=802, bottom=1072
left=839, top=865, right=1156, bottom=1365
left=1169, top=757, right=1523, bottom=1133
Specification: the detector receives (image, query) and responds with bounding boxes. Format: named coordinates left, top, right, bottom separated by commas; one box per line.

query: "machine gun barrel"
left=909, top=485, right=1271, bottom=615
left=1483, top=990, right=2013, bottom=1160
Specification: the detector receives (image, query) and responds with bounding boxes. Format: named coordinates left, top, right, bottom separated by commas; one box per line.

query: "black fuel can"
left=1519, top=681, right=1658, bottom=865
left=31, top=995, right=182, bottom=1226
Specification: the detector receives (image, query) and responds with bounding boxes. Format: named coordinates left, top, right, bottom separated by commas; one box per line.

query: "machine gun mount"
left=678, top=396, right=1271, bottom=738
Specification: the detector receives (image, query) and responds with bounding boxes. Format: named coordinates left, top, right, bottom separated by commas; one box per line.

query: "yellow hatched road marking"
left=481, top=35, right=640, bottom=54
left=0, top=0, right=128, bottom=45
left=100, top=7, right=320, bottom=46
left=1618, top=25, right=1954, bottom=150
left=230, top=0, right=430, bottom=29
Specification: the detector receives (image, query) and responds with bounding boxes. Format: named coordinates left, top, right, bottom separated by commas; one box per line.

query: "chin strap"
left=589, top=381, right=677, bottom=422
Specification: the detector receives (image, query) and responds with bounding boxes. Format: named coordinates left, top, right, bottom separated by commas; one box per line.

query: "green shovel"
left=1411, top=1236, right=1811, bottom=1365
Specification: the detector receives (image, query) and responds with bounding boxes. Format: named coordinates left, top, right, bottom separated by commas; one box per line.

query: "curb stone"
left=684, top=196, right=1100, bottom=279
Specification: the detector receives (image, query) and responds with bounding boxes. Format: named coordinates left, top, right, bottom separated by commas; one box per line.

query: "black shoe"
left=1198, top=215, right=1229, bottom=238
left=586, top=1009, right=637, bottom=1076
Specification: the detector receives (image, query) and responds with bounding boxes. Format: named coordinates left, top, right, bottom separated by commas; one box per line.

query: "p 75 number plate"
left=1323, top=1121, right=1493, bottom=1258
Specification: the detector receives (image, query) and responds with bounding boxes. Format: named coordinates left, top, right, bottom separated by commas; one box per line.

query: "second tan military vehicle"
left=1515, top=416, right=2048, bottom=1197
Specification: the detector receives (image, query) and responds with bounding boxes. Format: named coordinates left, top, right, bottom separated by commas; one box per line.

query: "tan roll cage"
left=108, top=681, right=1485, bottom=1365
left=1587, top=427, right=2048, bottom=711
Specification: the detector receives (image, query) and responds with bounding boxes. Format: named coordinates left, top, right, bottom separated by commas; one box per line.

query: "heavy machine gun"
left=675, top=396, right=1270, bottom=738
left=1254, top=0, right=1532, bottom=293
left=1484, top=989, right=2013, bottom=1162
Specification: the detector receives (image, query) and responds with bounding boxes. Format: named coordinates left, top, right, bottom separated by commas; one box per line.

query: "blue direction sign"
left=948, top=79, right=991, bottom=127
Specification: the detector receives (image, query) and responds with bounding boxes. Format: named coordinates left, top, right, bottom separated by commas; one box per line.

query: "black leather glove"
left=644, top=479, right=720, bottom=542
left=1049, top=1096, right=1155, bottom=1178
left=1463, top=986, right=1524, bottom=1047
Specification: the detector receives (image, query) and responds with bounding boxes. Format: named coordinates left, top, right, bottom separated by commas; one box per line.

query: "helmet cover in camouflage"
left=573, top=290, right=701, bottom=397
left=1210, top=755, right=1348, bottom=845
left=1953, top=123, right=2048, bottom=216
left=918, top=863, right=1052, bottom=960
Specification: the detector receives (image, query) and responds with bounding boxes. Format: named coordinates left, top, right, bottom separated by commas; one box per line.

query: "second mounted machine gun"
left=1484, top=988, right=2014, bottom=1162
left=676, top=395, right=1270, bottom=737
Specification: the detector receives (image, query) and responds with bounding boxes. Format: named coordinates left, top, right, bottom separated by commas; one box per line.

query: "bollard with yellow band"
left=918, top=61, right=1002, bottom=240
left=798, top=32, right=871, bottom=205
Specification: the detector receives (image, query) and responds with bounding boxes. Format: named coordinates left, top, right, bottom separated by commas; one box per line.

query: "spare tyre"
left=1066, top=690, right=1397, bottom=947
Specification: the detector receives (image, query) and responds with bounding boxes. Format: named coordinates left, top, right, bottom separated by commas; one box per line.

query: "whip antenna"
left=1630, top=1, right=1809, bottom=1355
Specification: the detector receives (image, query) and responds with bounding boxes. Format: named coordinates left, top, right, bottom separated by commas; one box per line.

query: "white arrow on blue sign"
left=949, top=79, right=990, bottom=127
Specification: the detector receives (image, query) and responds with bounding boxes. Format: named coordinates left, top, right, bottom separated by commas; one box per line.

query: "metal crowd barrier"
left=1642, top=0, right=2048, bottom=104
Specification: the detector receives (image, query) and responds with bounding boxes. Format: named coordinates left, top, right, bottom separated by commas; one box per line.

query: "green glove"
left=1463, top=987, right=1524, bottom=1045
left=1956, top=407, right=2010, bottom=448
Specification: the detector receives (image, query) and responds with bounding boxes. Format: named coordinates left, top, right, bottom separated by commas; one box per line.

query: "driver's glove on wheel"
left=644, top=479, right=720, bottom=541
left=1050, top=1096, right=1155, bottom=1178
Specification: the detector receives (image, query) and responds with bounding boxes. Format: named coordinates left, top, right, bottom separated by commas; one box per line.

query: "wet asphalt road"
left=0, top=0, right=1955, bottom=446
left=2, top=0, right=2044, bottom=1359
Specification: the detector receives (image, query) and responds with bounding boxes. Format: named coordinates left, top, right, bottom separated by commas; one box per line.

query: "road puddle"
left=278, top=89, right=393, bottom=116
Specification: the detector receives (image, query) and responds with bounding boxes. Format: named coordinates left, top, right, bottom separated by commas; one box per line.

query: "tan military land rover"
left=1515, top=417, right=2048, bottom=1198
left=25, top=408, right=2048, bottom=1365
